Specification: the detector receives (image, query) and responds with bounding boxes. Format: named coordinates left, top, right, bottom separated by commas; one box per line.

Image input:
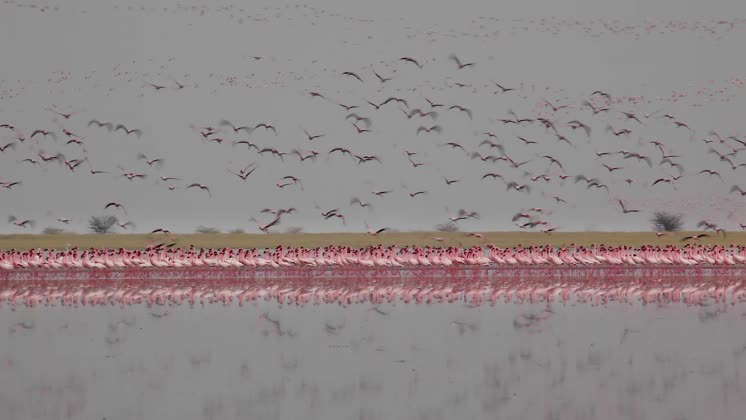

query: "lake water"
left=2, top=297, right=746, bottom=420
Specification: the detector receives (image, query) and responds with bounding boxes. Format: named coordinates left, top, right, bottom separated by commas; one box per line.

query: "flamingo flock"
left=1, top=244, right=746, bottom=270
left=2, top=245, right=746, bottom=309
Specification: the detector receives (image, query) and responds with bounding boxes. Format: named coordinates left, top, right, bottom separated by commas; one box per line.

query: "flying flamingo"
left=492, top=81, right=515, bottom=93
left=8, top=216, right=34, bottom=228
left=449, top=54, right=475, bottom=69
left=186, top=183, right=212, bottom=197
left=618, top=200, right=640, bottom=214
left=104, top=202, right=127, bottom=215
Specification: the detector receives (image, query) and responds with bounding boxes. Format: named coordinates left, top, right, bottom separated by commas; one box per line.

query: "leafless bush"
left=285, top=226, right=303, bottom=234
left=42, top=227, right=65, bottom=235
left=229, top=228, right=245, bottom=234
left=89, top=215, right=117, bottom=234
left=651, top=211, right=683, bottom=232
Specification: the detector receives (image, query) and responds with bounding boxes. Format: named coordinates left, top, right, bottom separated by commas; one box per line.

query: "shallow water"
left=2, top=295, right=746, bottom=420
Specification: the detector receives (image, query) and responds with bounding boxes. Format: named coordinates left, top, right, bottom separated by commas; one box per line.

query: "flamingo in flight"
left=186, top=183, right=212, bottom=197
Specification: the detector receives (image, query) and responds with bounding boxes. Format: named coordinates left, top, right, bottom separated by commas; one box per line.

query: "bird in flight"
left=8, top=216, right=34, bottom=228
left=492, top=81, right=515, bottom=93
left=302, top=128, right=324, bottom=141
left=350, top=197, right=372, bottom=209
left=730, top=185, right=746, bottom=196
left=449, top=54, right=475, bottom=69
left=114, top=124, right=143, bottom=138
left=342, top=71, right=364, bottom=82
left=544, top=100, right=570, bottom=112
left=416, top=125, right=442, bottom=135
left=186, top=183, right=212, bottom=197
left=448, top=105, right=472, bottom=119
left=220, top=120, right=254, bottom=135
left=88, top=119, right=114, bottom=131
left=373, top=70, right=392, bottom=83
left=681, top=233, right=709, bottom=241
left=399, top=57, right=423, bottom=68
left=618, top=200, right=640, bottom=214
left=104, top=202, right=127, bottom=214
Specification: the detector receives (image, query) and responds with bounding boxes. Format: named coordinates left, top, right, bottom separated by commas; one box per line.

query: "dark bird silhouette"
left=399, top=57, right=423, bottom=68
left=104, top=202, right=126, bottom=214
left=342, top=71, right=364, bottom=82
left=602, top=163, right=623, bottom=172
left=350, top=197, right=372, bottom=208
left=137, top=153, right=164, bottom=168
left=232, top=140, right=260, bottom=151
left=443, top=141, right=466, bottom=151
left=730, top=185, right=746, bottom=196
left=380, top=97, right=409, bottom=108
left=257, top=215, right=282, bottom=234
left=544, top=100, right=570, bottom=112
left=8, top=216, right=34, bottom=228
left=448, top=105, right=472, bottom=119
left=367, top=227, right=389, bottom=235
left=606, top=125, right=631, bottom=136
left=618, top=200, right=640, bottom=214
left=493, top=81, right=515, bottom=93
left=88, top=119, right=114, bottom=131
left=698, top=169, right=723, bottom=180
left=403, top=108, right=438, bottom=120
left=621, top=112, right=642, bottom=124
left=373, top=70, right=392, bottom=83
left=302, top=128, right=324, bottom=141
left=186, top=183, right=212, bottom=197
left=329, top=147, right=353, bottom=156
left=114, top=124, right=143, bottom=138
left=220, top=120, right=254, bottom=135
left=145, top=82, right=167, bottom=91
left=228, top=165, right=257, bottom=181
left=651, top=177, right=673, bottom=186
left=345, top=113, right=372, bottom=127
left=591, top=90, right=612, bottom=100
left=443, top=177, right=460, bottom=185
left=254, top=123, right=277, bottom=135
left=582, top=101, right=610, bottom=115
left=425, top=98, right=444, bottom=108
left=0, top=181, right=22, bottom=190
left=681, top=233, right=709, bottom=241
left=30, top=129, right=57, bottom=141
left=449, top=54, right=475, bottom=69
left=542, top=155, right=563, bottom=170
left=37, top=151, right=65, bottom=163
left=416, top=125, right=442, bottom=135
left=118, top=221, right=135, bottom=230
left=352, top=122, right=371, bottom=134
left=517, top=136, right=537, bottom=145
left=567, top=120, right=591, bottom=137
left=512, top=212, right=532, bottom=222
left=506, top=181, right=531, bottom=193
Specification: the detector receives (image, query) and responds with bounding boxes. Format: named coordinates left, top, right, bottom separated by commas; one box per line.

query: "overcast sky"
left=2, top=0, right=746, bottom=234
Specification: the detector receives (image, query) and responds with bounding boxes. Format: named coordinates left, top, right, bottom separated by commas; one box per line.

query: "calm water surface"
left=2, top=281, right=746, bottom=420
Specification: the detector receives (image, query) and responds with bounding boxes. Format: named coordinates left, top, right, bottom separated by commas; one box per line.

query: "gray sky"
left=2, top=0, right=746, bottom=233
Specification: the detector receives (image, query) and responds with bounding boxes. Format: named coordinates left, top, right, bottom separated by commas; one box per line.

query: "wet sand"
left=2, top=301, right=746, bottom=420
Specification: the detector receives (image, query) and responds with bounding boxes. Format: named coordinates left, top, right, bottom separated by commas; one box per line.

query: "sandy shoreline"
left=1, top=231, right=745, bottom=250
